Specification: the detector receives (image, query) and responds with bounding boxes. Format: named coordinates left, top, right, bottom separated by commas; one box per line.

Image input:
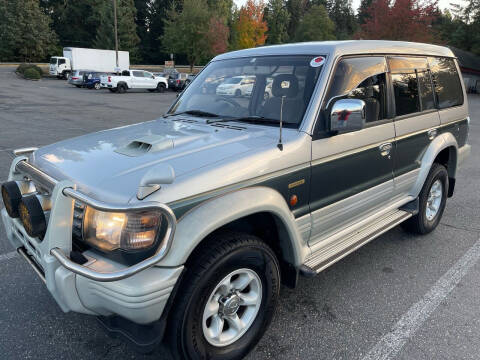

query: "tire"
left=75, top=85, right=81, bottom=88
left=235, top=89, right=242, bottom=97
left=117, top=84, right=127, bottom=93
left=402, top=163, right=448, bottom=234
left=156, top=83, right=166, bottom=93
left=167, top=232, right=280, bottom=360
left=94, top=82, right=101, bottom=90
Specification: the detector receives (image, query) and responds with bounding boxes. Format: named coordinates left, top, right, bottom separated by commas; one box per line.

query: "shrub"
left=31, top=65, right=43, bottom=75
left=16, top=63, right=43, bottom=76
left=16, top=63, right=29, bottom=74
left=23, top=68, right=41, bottom=80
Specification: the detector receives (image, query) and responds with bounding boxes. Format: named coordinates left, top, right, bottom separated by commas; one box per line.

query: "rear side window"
left=391, top=73, right=420, bottom=116
left=428, top=57, right=463, bottom=109
left=132, top=71, right=143, bottom=77
left=388, top=57, right=435, bottom=116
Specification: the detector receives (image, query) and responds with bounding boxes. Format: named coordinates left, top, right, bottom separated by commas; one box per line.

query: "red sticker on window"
left=310, top=56, right=325, bottom=67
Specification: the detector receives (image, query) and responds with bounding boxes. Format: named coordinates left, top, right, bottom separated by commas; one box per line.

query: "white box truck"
left=49, top=47, right=130, bottom=79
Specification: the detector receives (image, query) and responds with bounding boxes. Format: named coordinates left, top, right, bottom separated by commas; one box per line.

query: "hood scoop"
left=115, top=135, right=174, bottom=157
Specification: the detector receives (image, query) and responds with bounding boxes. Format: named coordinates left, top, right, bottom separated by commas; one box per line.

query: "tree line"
left=0, top=0, right=479, bottom=67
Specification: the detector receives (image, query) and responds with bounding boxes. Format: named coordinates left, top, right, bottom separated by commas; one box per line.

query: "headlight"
left=82, top=207, right=162, bottom=252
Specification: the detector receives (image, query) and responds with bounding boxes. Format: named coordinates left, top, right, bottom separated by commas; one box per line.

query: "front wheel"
left=94, top=82, right=101, bottom=90
left=167, top=232, right=280, bottom=360
left=402, top=163, right=448, bottom=234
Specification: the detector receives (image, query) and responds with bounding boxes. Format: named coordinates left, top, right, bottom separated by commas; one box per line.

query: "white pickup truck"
left=101, top=70, right=168, bottom=93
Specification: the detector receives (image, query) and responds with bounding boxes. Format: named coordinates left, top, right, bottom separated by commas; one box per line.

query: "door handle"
left=427, top=128, right=438, bottom=140
left=379, top=142, right=392, bottom=157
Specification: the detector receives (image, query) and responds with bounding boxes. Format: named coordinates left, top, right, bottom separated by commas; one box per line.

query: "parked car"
left=68, top=69, right=94, bottom=87
left=215, top=75, right=256, bottom=96
left=100, top=69, right=168, bottom=93
left=168, top=73, right=189, bottom=91
left=186, top=74, right=195, bottom=86
left=1, top=41, right=471, bottom=360
left=83, top=71, right=110, bottom=90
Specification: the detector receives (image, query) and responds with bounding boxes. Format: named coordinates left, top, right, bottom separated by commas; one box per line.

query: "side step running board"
left=302, top=209, right=411, bottom=275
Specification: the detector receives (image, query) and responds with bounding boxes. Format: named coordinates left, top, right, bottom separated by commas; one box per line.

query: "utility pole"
left=113, top=0, right=119, bottom=72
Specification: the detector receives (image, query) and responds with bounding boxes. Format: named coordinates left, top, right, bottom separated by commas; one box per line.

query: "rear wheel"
left=167, top=232, right=280, bottom=360
left=235, top=89, right=242, bottom=97
left=117, top=84, right=127, bottom=93
left=157, top=83, right=166, bottom=93
left=402, top=163, right=448, bottom=234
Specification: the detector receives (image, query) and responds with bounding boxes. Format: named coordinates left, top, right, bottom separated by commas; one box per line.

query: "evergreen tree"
left=40, top=0, right=96, bottom=48
left=0, top=0, right=58, bottom=62
left=264, top=0, right=290, bottom=44
left=162, top=0, right=212, bottom=71
left=93, top=0, right=140, bottom=62
left=326, top=0, right=357, bottom=39
left=294, top=4, right=335, bottom=41
left=357, top=0, right=374, bottom=25
left=286, top=0, right=309, bottom=40
left=0, top=0, right=17, bottom=61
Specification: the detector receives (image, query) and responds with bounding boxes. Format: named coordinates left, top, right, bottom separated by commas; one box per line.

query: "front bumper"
left=2, top=157, right=181, bottom=325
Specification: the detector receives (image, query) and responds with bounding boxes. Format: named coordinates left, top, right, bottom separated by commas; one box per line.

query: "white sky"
left=233, top=0, right=466, bottom=13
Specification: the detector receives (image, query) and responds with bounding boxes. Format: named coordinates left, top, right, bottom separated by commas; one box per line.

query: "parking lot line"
left=361, top=236, right=480, bottom=360
left=0, top=250, right=17, bottom=262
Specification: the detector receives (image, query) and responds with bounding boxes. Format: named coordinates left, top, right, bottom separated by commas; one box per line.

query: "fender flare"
left=156, top=186, right=307, bottom=268
left=410, top=132, right=458, bottom=198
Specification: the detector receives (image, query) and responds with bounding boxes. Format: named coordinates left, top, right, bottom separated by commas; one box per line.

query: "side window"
left=132, top=71, right=143, bottom=77
left=391, top=73, right=420, bottom=116
left=58, top=59, right=65, bottom=65
left=346, top=73, right=387, bottom=123
left=428, top=57, right=463, bottom=109
left=323, top=56, right=387, bottom=125
left=388, top=57, right=435, bottom=116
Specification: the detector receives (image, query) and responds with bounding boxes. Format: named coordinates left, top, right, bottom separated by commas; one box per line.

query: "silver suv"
left=1, top=41, right=471, bottom=359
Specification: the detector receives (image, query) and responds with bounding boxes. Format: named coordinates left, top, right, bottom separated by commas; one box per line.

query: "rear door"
left=131, top=70, right=145, bottom=88
left=388, top=56, right=440, bottom=198
left=309, top=56, right=396, bottom=246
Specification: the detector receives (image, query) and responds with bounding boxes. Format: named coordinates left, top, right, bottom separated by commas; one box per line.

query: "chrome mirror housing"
left=329, top=99, right=366, bottom=133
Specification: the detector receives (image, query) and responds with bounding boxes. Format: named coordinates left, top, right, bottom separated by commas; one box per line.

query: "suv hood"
left=31, top=117, right=275, bottom=203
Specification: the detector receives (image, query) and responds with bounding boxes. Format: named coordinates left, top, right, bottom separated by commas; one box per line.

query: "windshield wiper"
left=164, top=110, right=220, bottom=118
left=207, top=116, right=279, bottom=125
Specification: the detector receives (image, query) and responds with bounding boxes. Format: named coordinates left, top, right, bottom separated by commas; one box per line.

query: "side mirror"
left=329, top=99, right=366, bottom=133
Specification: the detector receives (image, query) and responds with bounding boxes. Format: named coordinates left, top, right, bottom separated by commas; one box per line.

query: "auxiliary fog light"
left=1, top=180, right=36, bottom=218
left=18, top=194, right=50, bottom=240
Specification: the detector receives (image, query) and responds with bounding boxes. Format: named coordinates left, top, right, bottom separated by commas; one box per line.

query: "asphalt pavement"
left=0, top=66, right=479, bottom=360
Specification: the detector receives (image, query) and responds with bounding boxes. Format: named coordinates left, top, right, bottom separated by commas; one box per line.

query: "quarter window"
left=428, top=57, right=463, bottom=109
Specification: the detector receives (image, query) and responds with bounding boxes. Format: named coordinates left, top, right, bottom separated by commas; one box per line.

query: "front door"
left=309, top=56, right=395, bottom=248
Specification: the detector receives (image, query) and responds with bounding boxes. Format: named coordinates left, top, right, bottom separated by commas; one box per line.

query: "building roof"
left=214, top=40, right=454, bottom=61
left=449, top=46, right=480, bottom=72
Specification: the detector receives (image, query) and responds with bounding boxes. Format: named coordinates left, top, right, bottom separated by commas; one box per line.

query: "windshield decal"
left=310, top=56, right=325, bottom=67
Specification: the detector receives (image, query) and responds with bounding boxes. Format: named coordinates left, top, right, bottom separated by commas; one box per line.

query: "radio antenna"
left=277, top=95, right=285, bottom=151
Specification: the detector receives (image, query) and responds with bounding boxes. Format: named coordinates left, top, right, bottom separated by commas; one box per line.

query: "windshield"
left=169, top=55, right=324, bottom=127
left=50, top=58, right=57, bottom=65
